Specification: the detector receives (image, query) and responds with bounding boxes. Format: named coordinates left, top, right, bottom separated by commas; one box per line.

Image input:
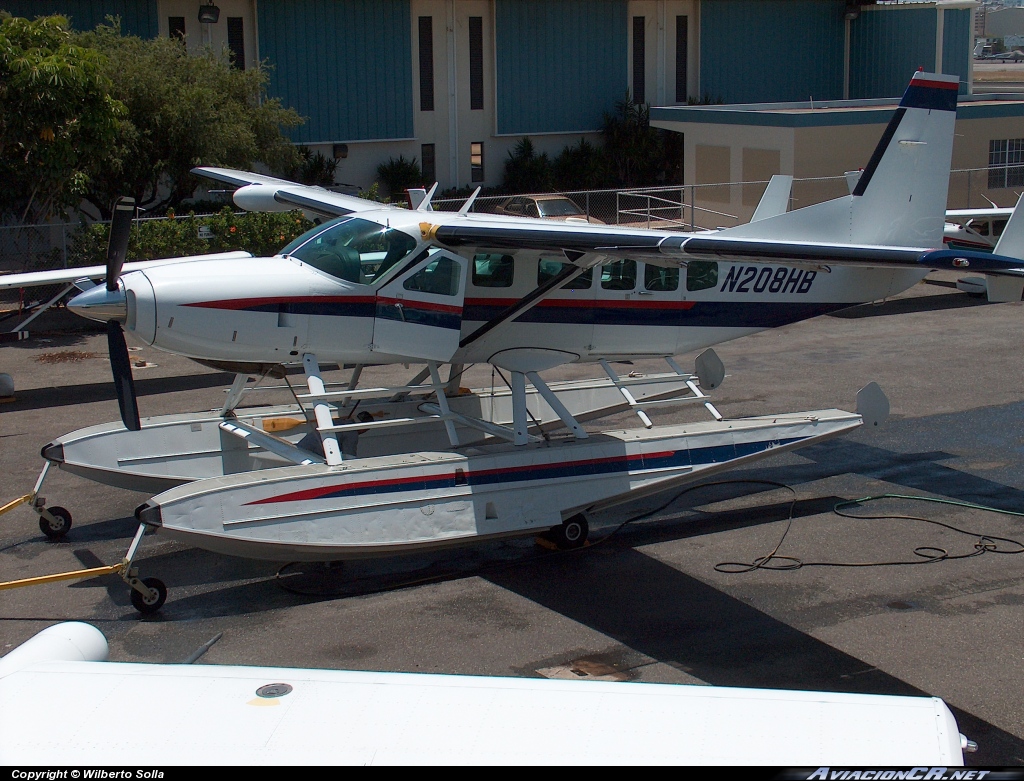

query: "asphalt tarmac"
left=1, top=271, right=1023, bottom=765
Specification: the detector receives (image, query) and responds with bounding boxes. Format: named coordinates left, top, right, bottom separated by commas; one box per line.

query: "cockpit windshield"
left=279, top=217, right=418, bottom=284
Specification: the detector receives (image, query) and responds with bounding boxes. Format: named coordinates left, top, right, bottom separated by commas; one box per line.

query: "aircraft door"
left=372, top=250, right=468, bottom=362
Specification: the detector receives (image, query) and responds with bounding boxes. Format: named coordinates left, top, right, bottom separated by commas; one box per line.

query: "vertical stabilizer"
left=719, top=72, right=959, bottom=248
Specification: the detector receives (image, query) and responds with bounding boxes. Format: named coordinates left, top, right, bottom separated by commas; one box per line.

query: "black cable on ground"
left=715, top=491, right=1024, bottom=574
left=274, top=482, right=1024, bottom=599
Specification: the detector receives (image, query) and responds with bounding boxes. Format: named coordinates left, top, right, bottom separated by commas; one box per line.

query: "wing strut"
left=459, top=259, right=586, bottom=348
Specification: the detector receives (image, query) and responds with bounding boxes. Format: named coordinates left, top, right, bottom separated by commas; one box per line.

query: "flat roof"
left=650, top=92, right=1024, bottom=128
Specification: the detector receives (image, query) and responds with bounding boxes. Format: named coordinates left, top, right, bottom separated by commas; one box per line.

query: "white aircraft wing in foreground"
left=0, top=622, right=971, bottom=765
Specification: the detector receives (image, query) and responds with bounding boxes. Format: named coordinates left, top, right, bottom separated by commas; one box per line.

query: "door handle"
left=394, top=302, right=405, bottom=322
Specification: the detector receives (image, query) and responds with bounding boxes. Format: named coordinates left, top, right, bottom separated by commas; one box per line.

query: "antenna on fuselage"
left=412, top=183, right=439, bottom=212
left=459, top=187, right=482, bottom=216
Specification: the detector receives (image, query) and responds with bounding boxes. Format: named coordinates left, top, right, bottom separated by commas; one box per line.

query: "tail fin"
left=720, top=71, right=959, bottom=248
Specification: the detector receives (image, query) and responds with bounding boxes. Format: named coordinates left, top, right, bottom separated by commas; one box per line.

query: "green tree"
left=502, top=138, right=553, bottom=194
left=0, top=13, right=124, bottom=223
left=77, top=20, right=304, bottom=218
left=601, top=94, right=664, bottom=188
left=552, top=138, right=608, bottom=191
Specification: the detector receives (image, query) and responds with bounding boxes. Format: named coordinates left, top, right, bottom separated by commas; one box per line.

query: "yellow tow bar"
left=0, top=523, right=167, bottom=614
left=0, top=493, right=33, bottom=517
left=0, top=563, right=124, bottom=591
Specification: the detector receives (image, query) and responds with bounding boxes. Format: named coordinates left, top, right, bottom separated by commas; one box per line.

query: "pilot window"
left=281, top=217, right=418, bottom=285
left=403, top=256, right=461, bottom=296
left=686, top=261, right=718, bottom=291
left=601, top=259, right=637, bottom=290
left=966, top=219, right=990, bottom=236
left=472, top=254, right=515, bottom=287
left=537, top=259, right=592, bottom=289
left=644, top=264, right=679, bottom=291
left=993, top=219, right=1008, bottom=236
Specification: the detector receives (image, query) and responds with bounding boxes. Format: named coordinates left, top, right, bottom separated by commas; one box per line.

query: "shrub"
left=66, top=208, right=314, bottom=267
left=376, top=156, right=424, bottom=197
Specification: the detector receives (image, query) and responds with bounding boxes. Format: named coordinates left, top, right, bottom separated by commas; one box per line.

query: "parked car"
left=493, top=195, right=604, bottom=224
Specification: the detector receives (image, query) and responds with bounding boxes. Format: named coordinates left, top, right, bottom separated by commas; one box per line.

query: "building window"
left=632, top=16, right=645, bottom=104
left=419, top=17, right=434, bottom=112
left=227, top=17, right=245, bottom=70
left=675, top=16, right=688, bottom=103
left=469, top=17, right=484, bottom=110
left=471, top=142, right=484, bottom=182
left=421, top=144, right=436, bottom=184
left=989, top=139, right=1024, bottom=189
left=168, top=16, right=185, bottom=40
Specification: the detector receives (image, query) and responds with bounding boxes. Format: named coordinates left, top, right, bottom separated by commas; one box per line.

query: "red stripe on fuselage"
left=185, top=295, right=376, bottom=310
left=377, top=296, right=463, bottom=315
left=463, top=297, right=697, bottom=311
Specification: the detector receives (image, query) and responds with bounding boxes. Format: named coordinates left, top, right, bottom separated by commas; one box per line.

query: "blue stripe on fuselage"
left=463, top=301, right=850, bottom=328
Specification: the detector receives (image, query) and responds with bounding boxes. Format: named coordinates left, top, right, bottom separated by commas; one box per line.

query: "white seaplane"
left=5, top=71, right=1024, bottom=614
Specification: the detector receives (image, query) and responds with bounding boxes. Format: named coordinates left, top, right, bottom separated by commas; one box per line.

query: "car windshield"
left=537, top=199, right=583, bottom=217
left=280, top=217, right=418, bottom=284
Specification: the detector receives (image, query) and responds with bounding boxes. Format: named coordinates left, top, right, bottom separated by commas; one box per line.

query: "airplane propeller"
left=104, top=197, right=140, bottom=431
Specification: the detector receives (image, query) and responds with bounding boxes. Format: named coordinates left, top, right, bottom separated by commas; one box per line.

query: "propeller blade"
left=107, top=320, right=141, bottom=431
left=106, top=197, right=135, bottom=291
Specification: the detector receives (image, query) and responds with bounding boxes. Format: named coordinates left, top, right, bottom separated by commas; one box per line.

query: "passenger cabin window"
left=404, top=257, right=461, bottom=296
left=472, top=254, right=515, bottom=287
left=601, top=259, right=637, bottom=290
left=993, top=218, right=1008, bottom=236
left=645, top=264, right=679, bottom=291
left=686, top=261, right=718, bottom=291
left=538, top=259, right=592, bottom=289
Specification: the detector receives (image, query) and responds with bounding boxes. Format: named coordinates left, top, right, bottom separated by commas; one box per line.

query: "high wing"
left=0, top=250, right=253, bottom=291
left=424, top=211, right=1024, bottom=278
left=193, top=166, right=388, bottom=218
left=946, top=207, right=1015, bottom=220
left=0, top=622, right=969, bottom=765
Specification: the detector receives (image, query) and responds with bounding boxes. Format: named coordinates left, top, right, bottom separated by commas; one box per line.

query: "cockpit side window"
left=281, top=217, right=417, bottom=284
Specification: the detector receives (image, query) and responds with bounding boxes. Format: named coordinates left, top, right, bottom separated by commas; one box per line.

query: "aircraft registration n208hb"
left=10, top=71, right=1024, bottom=612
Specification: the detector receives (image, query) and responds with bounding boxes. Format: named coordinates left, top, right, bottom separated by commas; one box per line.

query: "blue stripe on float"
left=300, top=437, right=805, bottom=501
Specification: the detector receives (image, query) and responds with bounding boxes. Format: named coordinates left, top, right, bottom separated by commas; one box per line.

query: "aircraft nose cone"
left=68, top=284, right=127, bottom=323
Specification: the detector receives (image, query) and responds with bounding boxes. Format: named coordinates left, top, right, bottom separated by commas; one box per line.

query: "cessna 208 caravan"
left=6, top=71, right=1024, bottom=613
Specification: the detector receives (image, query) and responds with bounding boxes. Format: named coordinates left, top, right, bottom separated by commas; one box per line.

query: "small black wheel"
left=39, top=507, right=72, bottom=539
left=130, top=577, right=167, bottom=614
left=551, top=514, right=589, bottom=550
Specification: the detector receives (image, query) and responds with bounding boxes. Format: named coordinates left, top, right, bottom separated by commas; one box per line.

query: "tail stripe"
left=851, top=108, right=906, bottom=197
